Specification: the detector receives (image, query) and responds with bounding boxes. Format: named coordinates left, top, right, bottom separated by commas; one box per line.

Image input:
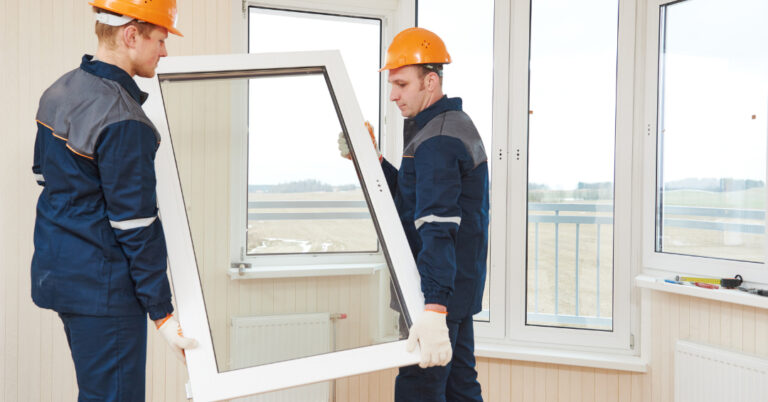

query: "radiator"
left=231, top=313, right=332, bottom=402
left=675, top=340, right=768, bottom=402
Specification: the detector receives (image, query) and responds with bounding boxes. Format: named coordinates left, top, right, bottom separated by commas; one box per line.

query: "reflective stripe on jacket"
left=31, top=55, right=173, bottom=320
left=383, top=96, right=489, bottom=319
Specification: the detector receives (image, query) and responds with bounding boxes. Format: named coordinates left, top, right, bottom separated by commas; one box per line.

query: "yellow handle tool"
left=676, top=276, right=721, bottom=285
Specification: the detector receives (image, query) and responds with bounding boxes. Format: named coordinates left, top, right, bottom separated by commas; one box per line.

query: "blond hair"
left=93, top=7, right=155, bottom=49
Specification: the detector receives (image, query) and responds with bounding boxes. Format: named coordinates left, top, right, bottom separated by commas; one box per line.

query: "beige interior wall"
left=3, top=1, right=768, bottom=402
left=0, top=1, right=232, bottom=400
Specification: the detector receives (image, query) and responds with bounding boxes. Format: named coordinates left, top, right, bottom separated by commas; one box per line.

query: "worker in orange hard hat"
left=339, top=27, right=488, bottom=402
left=31, top=2, right=193, bottom=400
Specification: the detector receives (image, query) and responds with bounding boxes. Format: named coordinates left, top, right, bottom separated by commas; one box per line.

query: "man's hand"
left=156, top=314, right=198, bottom=364
left=337, top=121, right=382, bottom=162
left=406, top=308, right=452, bottom=368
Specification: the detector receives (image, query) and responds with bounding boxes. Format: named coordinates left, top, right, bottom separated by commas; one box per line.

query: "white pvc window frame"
left=414, top=0, right=509, bottom=339
left=228, top=0, right=415, bottom=275
left=641, top=0, right=768, bottom=285
left=232, top=0, right=416, bottom=161
left=502, top=0, right=635, bottom=351
left=137, top=52, right=423, bottom=402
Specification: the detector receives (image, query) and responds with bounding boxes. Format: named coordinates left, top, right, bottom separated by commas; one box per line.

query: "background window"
left=655, top=0, right=768, bottom=263
left=417, top=0, right=494, bottom=320
left=248, top=8, right=382, bottom=255
left=526, top=0, right=619, bottom=331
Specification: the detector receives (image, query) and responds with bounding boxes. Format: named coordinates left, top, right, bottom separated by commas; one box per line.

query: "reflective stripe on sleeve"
left=34, top=173, right=45, bottom=183
left=414, top=214, right=461, bottom=230
left=109, top=216, right=157, bottom=230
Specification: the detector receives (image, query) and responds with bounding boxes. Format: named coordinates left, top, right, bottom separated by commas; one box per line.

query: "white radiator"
left=231, top=313, right=332, bottom=402
left=675, top=340, right=768, bottom=402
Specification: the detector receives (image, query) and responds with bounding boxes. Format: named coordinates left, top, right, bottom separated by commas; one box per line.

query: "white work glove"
left=157, top=314, right=198, bottom=364
left=338, top=121, right=382, bottom=162
left=406, top=310, right=452, bottom=368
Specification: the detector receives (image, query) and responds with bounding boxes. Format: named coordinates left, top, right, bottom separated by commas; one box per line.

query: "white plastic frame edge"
left=137, top=51, right=422, bottom=402
left=505, top=0, right=635, bottom=351
left=640, top=0, right=768, bottom=285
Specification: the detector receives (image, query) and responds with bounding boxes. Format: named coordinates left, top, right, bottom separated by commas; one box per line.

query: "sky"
left=243, top=0, right=767, bottom=190
left=659, top=0, right=768, bottom=183
left=248, top=8, right=379, bottom=186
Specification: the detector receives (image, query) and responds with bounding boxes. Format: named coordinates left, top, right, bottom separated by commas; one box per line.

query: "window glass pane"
left=249, top=7, right=380, bottom=138
left=248, top=8, right=382, bottom=256
left=247, top=74, right=378, bottom=255
left=526, top=0, right=618, bottom=331
left=417, top=0, right=494, bottom=321
left=656, top=0, right=768, bottom=262
left=160, top=72, right=406, bottom=373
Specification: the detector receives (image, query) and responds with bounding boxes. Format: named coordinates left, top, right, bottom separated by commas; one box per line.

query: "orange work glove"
left=337, top=121, right=382, bottom=162
left=156, top=314, right=198, bottom=364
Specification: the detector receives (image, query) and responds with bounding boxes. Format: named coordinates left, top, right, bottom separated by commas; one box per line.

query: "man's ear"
left=426, top=71, right=440, bottom=92
left=121, top=25, right=138, bottom=49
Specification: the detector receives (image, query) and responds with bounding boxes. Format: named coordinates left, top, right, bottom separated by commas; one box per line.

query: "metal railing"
left=248, top=200, right=765, bottom=328
left=527, top=203, right=764, bottom=329
left=248, top=200, right=370, bottom=221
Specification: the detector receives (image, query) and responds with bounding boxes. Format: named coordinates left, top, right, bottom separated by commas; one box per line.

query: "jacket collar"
left=411, top=95, right=463, bottom=130
left=80, top=54, right=148, bottom=105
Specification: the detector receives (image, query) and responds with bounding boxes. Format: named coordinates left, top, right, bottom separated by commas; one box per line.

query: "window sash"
left=505, top=0, right=634, bottom=350
left=641, top=0, right=768, bottom=285
left=138, top=52, right=425, bottom=401
left=230, top=1, right=415, bottom=270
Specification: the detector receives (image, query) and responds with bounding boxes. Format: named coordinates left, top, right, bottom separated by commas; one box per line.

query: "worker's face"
left=131, top=26, right=168, bottom=78
left=387, top=65, right=432, bottom=118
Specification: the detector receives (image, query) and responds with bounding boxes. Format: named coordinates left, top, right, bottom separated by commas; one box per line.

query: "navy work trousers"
left=395, top=314, right=483, bottom=402
left=59, top=313, right=147, bottom=402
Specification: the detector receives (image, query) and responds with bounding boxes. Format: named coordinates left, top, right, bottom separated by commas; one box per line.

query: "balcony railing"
left=249, top=200, right=765, bottom=328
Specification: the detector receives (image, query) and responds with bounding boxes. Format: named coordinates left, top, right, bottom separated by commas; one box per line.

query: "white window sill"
left=474, top=341, right=647, bottom=373
left=635, top=273, right=768, bottom=310
left=228, top=263, right=385, bottom=279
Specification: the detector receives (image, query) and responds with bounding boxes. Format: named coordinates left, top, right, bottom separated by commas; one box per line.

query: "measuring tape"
left=676, top=276, right=720, bottom=285
left=675, top=275, right=743, bottom=288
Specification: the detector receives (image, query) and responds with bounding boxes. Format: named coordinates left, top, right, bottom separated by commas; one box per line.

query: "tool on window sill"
left=720, top=275, right=743, bottom=289
left=737, top=287, right=768, bottom=297
left=676, top=275, right=720, bottom=285
left=694, top=282, right=719, bottom=289
left=661, top=279, right=693, bottom=286
left=676, top=275, right=743, bottom=289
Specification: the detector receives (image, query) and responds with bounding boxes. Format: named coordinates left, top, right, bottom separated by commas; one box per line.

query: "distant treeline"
left=527, top=178, right=765, bottom=203
left=249, top=179, right=358, bottom=193
left=664, top=178, right=764, bottom=192
left=529, top=181, right=613, bottom=202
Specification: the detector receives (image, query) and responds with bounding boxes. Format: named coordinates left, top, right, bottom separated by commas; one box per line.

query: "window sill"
left=635, top=273, right=768, bottom=310
left=228, top=263, right=385, bottom=279
left=474, top=341, right=647, bottom=372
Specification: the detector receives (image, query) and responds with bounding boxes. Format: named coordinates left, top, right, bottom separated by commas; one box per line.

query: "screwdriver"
left=737, top=287, right=768, bottom=297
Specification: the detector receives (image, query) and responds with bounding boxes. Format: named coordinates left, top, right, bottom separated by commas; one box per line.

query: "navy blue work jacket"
left=31, top=55, right=174, bottom=320
left=382, top=96, right=490, bottom=319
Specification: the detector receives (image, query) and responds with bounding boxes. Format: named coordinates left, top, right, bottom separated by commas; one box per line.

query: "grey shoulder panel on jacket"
left=36, top=68, right=158, bottom=158
left=405, top=110, right=488, bottom=168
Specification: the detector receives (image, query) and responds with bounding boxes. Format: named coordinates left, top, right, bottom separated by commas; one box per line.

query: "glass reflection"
left=160, top=71, right=406, bottom=374
left=247, top=74, right=378, bottom=255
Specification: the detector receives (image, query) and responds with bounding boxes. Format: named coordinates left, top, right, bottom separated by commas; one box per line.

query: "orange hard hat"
left=90, top=0, right=182, bottom=36
left=380, top=27, right=451, bottom=71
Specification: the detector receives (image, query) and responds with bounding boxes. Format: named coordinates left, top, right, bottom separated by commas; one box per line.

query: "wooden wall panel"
left=332, top=291, right=768, bottom=402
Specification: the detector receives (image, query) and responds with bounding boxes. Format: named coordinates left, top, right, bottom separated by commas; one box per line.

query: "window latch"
left=231, top=262, right=252, bottom=275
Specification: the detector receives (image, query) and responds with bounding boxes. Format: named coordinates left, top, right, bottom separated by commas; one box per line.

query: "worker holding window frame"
left=30, top=1, right=195, bottom=400
left=340, top=27, right=489, bottom=402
